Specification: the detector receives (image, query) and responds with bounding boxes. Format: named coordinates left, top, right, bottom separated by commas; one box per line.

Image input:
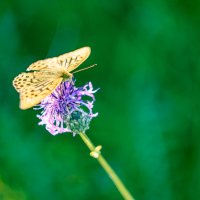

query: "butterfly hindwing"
left=13, top=71, right=63, bottom=109
left=26, top=57, right=59, bottom=71
left=19, top=76, right=63, bottom=109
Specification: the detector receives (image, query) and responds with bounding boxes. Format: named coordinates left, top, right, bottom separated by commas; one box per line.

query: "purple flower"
left=35, top=79, right=98, bottom=136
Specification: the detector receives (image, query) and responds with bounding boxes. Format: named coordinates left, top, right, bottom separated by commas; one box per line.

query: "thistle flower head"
left=35, top=79, right=98, bottom=136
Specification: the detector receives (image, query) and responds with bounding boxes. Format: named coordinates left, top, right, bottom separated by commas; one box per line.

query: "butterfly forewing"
left=13, top=71, right=61, bottom=91
left=13, top=72, right=32, bottom=92
left=58, top=46, right=91, bottom=72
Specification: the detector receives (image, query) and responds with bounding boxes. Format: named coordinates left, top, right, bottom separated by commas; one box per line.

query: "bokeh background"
left=0, top=0, right=198, bottom=199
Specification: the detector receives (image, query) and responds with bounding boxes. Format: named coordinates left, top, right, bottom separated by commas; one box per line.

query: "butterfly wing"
left=58, top=46, right=91, bottom=72
left=13, top=47, right=91, bottom=109
left=26, top=57, right=59, bottom=71
left=13, top=72, right=63, bottom=109
left=13, top=72, right=32, bottom=92
left=27, top=47, right=91, bottom=72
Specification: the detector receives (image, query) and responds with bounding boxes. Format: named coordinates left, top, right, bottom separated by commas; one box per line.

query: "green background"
left=0, top=0, right=198, bottom=199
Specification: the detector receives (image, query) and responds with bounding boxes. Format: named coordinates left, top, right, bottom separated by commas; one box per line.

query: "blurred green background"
left=0, top=0, right=198, bottom=199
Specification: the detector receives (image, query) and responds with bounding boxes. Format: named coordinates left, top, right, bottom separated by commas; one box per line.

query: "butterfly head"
left=62, top=69, right=73, bottom=81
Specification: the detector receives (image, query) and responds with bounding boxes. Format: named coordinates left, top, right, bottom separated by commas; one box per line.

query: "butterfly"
left=13, top=47, right=91, bottom=110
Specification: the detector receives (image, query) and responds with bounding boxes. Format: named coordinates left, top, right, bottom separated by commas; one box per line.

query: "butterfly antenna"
left=73, top=64, right=97, bottom=74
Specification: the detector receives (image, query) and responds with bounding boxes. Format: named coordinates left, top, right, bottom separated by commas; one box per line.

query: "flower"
left=35, top=79, right=98, bottom=135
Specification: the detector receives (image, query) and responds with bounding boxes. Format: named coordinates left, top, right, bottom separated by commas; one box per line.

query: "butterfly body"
left=13, top=47, right=91, bottom=110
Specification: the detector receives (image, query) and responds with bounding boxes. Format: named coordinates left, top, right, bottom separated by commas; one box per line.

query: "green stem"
left=79, top=132, right=135, bottom=200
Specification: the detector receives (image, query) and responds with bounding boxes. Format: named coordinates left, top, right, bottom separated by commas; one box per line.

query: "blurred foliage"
left=0, top=0, right=199, bottom=199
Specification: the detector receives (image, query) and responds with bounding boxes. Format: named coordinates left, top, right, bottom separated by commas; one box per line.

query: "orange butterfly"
left=13, top=47, right=91, bottom=109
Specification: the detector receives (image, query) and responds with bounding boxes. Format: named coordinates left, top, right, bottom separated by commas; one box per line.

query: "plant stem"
left=79, top=132, right=135, bottom=200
